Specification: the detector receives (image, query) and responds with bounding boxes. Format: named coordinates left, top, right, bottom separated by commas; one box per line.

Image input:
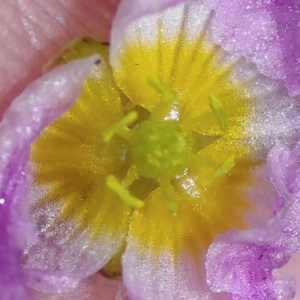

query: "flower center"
left=102, top=82, right=194, bottom=214
left=129, top=79, right=192, bottom=178
left=131, top=120, right=188, bottom=178
left=102, top=80, right=238, bottom=215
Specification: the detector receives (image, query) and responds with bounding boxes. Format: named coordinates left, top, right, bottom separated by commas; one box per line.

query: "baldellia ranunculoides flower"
left=2, top=0, right=300, bottom=299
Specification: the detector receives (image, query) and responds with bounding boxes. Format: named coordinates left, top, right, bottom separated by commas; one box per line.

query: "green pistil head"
left=131, top=120, right=190, bottom=178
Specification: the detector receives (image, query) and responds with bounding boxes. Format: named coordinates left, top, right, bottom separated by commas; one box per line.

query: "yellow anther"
left=106, top=175, right=145, bottom=209
left=203, top=156, right=235, bottom=186
left=209, top=95, right=229, bottom=131
left=102, top=111, right=138, bottom=142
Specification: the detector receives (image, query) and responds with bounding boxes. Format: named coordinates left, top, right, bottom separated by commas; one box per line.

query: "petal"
left=24, top=39, right=132, bottom=293
left=122, top=188, right=213, bottom=299
left=122, top=241, right=226, bottom=300
left=0, top=55, right=97, bottom=300
left=206, top=241, right=295, bottom=299
left=280, top=251, right=300, bottom=300
left=0, top=164, right=33, bottom=300
left=110, top=0, right=184, bottom=64
left=206, top=140, right=300, bottom=299
left=206, top=0, right=300, bottom=96
left=121, top=177, right=265, bottom=299
left=30, top=273, right=127, bottom=300
left=0, top=0, right=119, bottom=117
left=110, top=0, right=300, bottom=151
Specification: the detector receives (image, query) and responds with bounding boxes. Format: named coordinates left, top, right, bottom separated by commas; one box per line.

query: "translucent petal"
left=111, top=0, right=184, bottom=64
left=205, top=0, right=300, bottom=96
left=0, top=55, right=97, bottom=300
left=0, top=0, right=119, bottom=116
left=122, top=239, right=227, bottom=299
left=24, top=41, right=131, bottom=292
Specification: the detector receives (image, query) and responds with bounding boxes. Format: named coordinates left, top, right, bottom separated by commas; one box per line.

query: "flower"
left=1, top=0, right=300, bottom=299
left=18, top=0, right=300, bottom=299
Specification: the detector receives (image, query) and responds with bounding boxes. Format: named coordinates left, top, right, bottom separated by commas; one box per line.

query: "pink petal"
left=122, top=241, right=226, bottom=300
left=30, top=274, right=127, bottom=300
left=110, top=0, right=184, bottom=65
left=110, top=0, right=300, bottom=152
left=0, top=0, right=119, bottom=117
left=206, top=141, right=300, bottom=299
left=280, top=251, right=300, bottom=300
left=204, top=0, right=300, bottom=96
left=0, top=55, right=98, bottom=300
left=23, top=54, right=130, bottom=294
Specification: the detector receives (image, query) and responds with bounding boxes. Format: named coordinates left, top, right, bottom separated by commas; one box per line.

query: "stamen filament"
left=103, top=111, right=138, bottom=142
left=203, top=156, right=235, bottom=186
left=160, top=178, right=178, bottom=216
left=147, top=77, right=176, bottom=103
left=209, top=95, right=229, bottom=131
left=106, top=175, right=144, bottom=209
left=147, top=77, right=178, bottom=122
left=123, top=165, right=139, bottom=188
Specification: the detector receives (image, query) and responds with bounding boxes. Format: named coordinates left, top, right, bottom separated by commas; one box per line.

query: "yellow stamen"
left=106, top=175, right=145, bottom=209
left=102, top=111, right=138, bottom=142
left=203, top=156, right=235, bottom=185
left=160, top=178, right=178, bottom=216
left=147, top=77, right=176, bottom=103
left=123, top=165, right=139, bottom=188
left=146, top=77, right=178, bottom=122
left=209, top=95, right=229, bottom=131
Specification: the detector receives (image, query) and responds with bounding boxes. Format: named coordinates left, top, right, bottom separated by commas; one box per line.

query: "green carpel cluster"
left=131, top=120, right=191, bottom=178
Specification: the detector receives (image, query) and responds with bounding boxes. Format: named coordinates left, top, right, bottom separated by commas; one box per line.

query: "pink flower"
left=2, top=1, right=300, bottom=299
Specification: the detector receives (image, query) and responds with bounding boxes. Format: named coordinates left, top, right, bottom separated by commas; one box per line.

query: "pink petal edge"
left=110, top=0, right=184, bottom=67
left=0, top=0, right=119, bottom=118
left=0, top=55, right=99, bottom=299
